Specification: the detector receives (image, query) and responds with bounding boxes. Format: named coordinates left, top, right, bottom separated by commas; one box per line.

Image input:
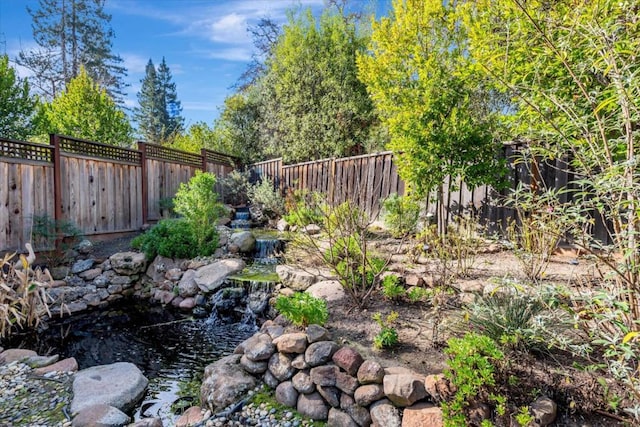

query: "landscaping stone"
left=273, top=332, right=308, bottom=354
left=177, top=270, right=198, bottom=297
left=71, top=403, right=130, bottom=427
left=200, top=354, right=257, bottom=411
left=297, top=391, right=329, bottom=420
left=335, top=371, right=359, bottom=395
left=370, top=398, right=401, bottom=427
left=276, top=218, right=289, bottom=232
left=0, top=349, right=37, bottom=364
left=195, top=259, right=245, bottom=293
left=165, top=268, right=183, bottom=281
left=268, top=352, right=295, bottom=381
left=179, top=297, right=196, bottom=310
left=291, top=354, right=309, bottom=370
left=305, top=341, right=339, bottom=367
left=317, top=385, right=340, bottom=408
left=71, top=259, right=94, bottom=274
left=109, top=252, right=147, bottom=275
left=25, top=354, right=59, bottom=368
left=242, top=333, right=275, bottom=362
left=34, top=357, right=78, bottom=375
left=340, top=394, right=371, bottom=427
left=240, top=355, right=268, bottom=374
left=354, top=384, right=385, bottom=407
left=383, top=373, right=428, bottom=407
left=310, top=365, right=338, bottom=387
left=275, top=381, right=299, bottom=408
left=328, top=408, right=359, bottom=427
left=70, top=362, right=148, bottom=414
left=50, top=266, right=70, bottom=280
left=263, top=370, right=279, bottom=389
left=306, top=280, right=346, bottom=303
left=146, top=255, right=182, bottom=282
left=332, top=346, right=364, bottom=376
left=229, top=231, right=256, bottom=253
left=276, top=265, right=319, bottom=291
left=401, top=402, right=443, bottom=427
left=424, top=374, right=452, bottom=401
left=76, top=239, right=94, bottom=255
left=129, top=418, right=163, bottom=427
left=303, top=224, right=321, bottom=235
left=292, top=370, right=315, bottom=394
left=531, top=396, right=558, bottom=426
left=175, top=406, right=204, bottom=427
left=357, top=360, right=385, bottom=384
left=306, top=324, right=331, bottom=343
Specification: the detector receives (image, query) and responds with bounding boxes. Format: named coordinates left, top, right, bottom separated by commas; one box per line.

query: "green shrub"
left=283, top=190, right=323, bottom=227
left=275, top=292, right=328, bottom=327
left=248, top=178, right=285, bottom=220
left=173, top=171, right=225, bottom=250
left=407, top=286, right=432, bottom=303
left=219, top=170, right=250, bottom=206
left=382, top=275, right=404, bottom=300
left=131, top=219, right=217, bottom=260
left=442, top=333, right=506, bottom=427
left=381, top=193, right=420, bottom=237
left=31, top=214, right=82, bottom=266
left=373, top=311, right=399, bottom=349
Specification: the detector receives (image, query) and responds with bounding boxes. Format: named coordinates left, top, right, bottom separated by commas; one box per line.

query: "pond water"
left=3, top=301, right=256, bottom=424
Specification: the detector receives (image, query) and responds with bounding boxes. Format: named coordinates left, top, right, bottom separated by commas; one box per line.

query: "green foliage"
left=215, top=89, right=263, bottom=164
left=357, top=0, right=504, bottom=199
left=260, top=8, right=382, bottom=163
left=219, top=170, right=251, bottom=206
left=275, top=292, right=328, bottom=327
left=31, top=214, right=82, bottom=266
left=248, top=178, right=285, bottom=220
left=514, top=406, right=535, bottom=427
left=132, top=219, right=217, bottom=260
left=381, top=193, right=420, bottom=238
left=381, top=275, right=404, bottom=301
left=442, top=333, right=505, bottom=427
left=173, top=171, right=225, bottom=250
left=283, top=191, right=323, bottom=227
left=37, top=68, right=132, bottom=146
left=407, top=286, right=432, bottom=303
left=373, top=311, right=399, bottom=350
left=0, top=55, right=38, bottom=140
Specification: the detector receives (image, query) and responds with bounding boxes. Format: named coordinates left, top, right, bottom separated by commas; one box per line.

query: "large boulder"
left=71, top=362, right=148, bottom=415
left=306, top=280, right=346, bottom=303
left=229, top=231, right=256, bottom=253
left=276, top=265, right=320, bottom=291
left=200, top=354, right=257, bottom=411
left=383, top=373, right=428, bottom=407
left=178, top=270, right=198, bottom=298
left=109, top=252, right=147, bottom=275
left=195, top=259, right=245, bottom=293
left=0, top=349, right=37, bottom=364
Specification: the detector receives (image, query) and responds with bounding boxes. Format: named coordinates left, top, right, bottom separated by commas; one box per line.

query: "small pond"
left=2, top=301, right=256, bottom=424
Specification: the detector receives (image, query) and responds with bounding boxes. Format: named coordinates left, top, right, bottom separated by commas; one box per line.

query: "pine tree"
left=134, top=58, right=183, bottom=143
left=17, top=0, right=127, bottom=102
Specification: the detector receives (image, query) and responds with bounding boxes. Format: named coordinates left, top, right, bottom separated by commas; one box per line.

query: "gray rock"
left=66, top=301, right=88, bottom=314
left=276, top=265, right=320, bottom=291
left=240, top=355, right=268, bottom=374
left=291, top=354, right=309, bottom=370
left=317, top=385, right=340, bottom=408
left=383, top=373, right=428, bottom=407
left=71, top=362, right=148, bottom=414
left=50, top=266, right=70, bottom=280
left=335, top=371, right=359, bottom=395
left=357, top=360, right=384, bottom=384
left=128, top=418, right=163, bottom=427
left=310, top=365, right=338, bottom=387
left=273, top=333, right=308, bottom=354
left=25, top=354, right=59, bottom=368
left=306, top=280, right=346, bottom=303
left=109, top=252, right=147, bottom=275
left=305, top=341, right=339, bottom=367
left=328, top=408, right=359, bottom=427
left=165, top=268, right=183, bottom=281
left=195, top=259, right=245, bottom=293
left=263, top=370, right=280, bottom=389
left=178, top=270, right=198, bottom=298
left=76, top=239, right=94, bottom=255
left=201, top=354, right=257, bottom=411
left=0, top=348, right=37, bottom=364
left=369, top=399, right=401, bottom=427
left=297, top=392, right=329, bottom=421
left=268, top=352, right=295, bottom=382
left=303, top=224, right=321, bottom=235
left=229, top=231, right=256, bottom=253
left=71, top=259, right=95, bottom=274
left=146, top=255, right=182, bottom=282
left=275, top=381, right=299, bottom=408
left=71, top=403, right=130, bottom=427
left=292, top=370, right=316, bottom=394
left=242, top=333, right=276, bottom=362
left=340, top=394, right=371, bottom=427
left=531, top=396, right=557, bottom=426
left=354, top=384, right=385, bottom=407
left=305, top=325, right=331, bottom=343
left=276, top=218, right=289, bottom=232
left=79, top=268, right=102, bottom=281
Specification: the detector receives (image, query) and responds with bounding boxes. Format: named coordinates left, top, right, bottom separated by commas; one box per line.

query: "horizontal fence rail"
left=0, top=135, right=238, bottom=252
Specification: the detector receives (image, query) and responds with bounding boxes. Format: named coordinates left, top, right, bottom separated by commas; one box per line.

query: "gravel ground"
left=0, top=361, right=73, bottom=427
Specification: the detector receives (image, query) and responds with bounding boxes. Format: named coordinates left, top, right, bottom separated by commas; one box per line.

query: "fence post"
left=328, top=158, right=336, bottom=205
left=138, top=141, right=148, bottom=225
left=50, top=134, right=63, bottom=223
left=201, top=148, right=207, bottom=172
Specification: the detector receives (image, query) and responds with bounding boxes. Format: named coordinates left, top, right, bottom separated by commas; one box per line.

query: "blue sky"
left=0, top=0, right=388, bottom=128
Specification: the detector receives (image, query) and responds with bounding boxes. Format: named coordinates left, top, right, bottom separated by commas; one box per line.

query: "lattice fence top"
left=204, top=149, right=237, bottom=166
left=59, top=136, right=141, bottom=164
left=145, top=143, right=202, bottom=168
left=0, top=138, right=53, bottom=163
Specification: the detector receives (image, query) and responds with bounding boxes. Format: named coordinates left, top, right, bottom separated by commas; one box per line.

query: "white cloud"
left=183, top=101, right=219, bottom=112
left=206, top=13, right=250, bottom=44
left=121, top=53, right=149, bottom=74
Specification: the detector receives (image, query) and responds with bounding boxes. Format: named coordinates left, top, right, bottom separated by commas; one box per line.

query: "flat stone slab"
left=71, top=362, right=148, bottom=415
left=195, top=259, right=246, bottom=293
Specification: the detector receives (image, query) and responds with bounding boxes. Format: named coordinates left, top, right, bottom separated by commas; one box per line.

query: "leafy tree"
left=17, top=0, right=127, bottom=102
left=172, top=122, right=222, bottom=153
left=260, top=7, right=382, bottom=163
left=134, top=57, right=184, bottom=143
left=0, top=55, right=38, bottom=140
left=357, top=0, right=504, bottom=201
left=38, top=67, right=132, bottom=146
left=235, top=18, right=281, bottom=91
left=215, top=88, right=263, bottom=164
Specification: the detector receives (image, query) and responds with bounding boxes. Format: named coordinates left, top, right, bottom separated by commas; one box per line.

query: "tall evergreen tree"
left=17, top=0, right=127, bottom=102
left=134, top=58, right=183, bottom=143
left=0, top=55, right=38, bottom=140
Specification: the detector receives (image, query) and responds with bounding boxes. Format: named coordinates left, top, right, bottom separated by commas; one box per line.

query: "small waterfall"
left=230, top=210, right=251, bottom=229
left=254, top=238, right=283, bottom=264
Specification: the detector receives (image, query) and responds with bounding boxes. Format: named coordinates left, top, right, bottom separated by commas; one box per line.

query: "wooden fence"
left=0, top=135, right=237, bottom=252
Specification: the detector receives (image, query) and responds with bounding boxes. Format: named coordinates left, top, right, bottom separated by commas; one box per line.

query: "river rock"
left=195, top=259, right=245, bottom=293
left=357, top=360, right=384, bottom=384
left=310, top=365, right=338, bottom=387
left=306, top=325, right=331, bottom=343
left=0, top=348, right=37, bottom=364
left=273, top=333, right=308, bottom=354
left=25, top=354, right=59, bottom=368
left=268, top=352, right=295, bottom=381
left=71, top=259, right=94, bottom=274
left=50, top=266, right=70, bottom=280
left=332, top=346, right=364, bottom=376
left=340, top=394, right=372, bottom=427
left=179, top=297, right=196, bottom=310
left=306, top=280, right=346, bottom=303
left=79, top=267, right=102, bottom=281
left=146, top=255, right=182, bottom=282
left=240, top=355, right=268, bottom=374
left=317, top=385, right=340, bottom=408
left=335, top=371, right=359, bottom=395
left=229, top=231, right=256, bottom=253
left=177, top=270, right=198, bottom=297
left=297, top=391, right=329, bottom=420
left=129, top=418, right=163, bottom=427
left=76, top=239, right=94, bottom=255
left=71, top=362, right=148, bottom=414
left=370, top=398, right=401, bottom=427
left=305, top=341, right=339, bottom=367
left=292, top=370, right=315, bottom=394
left=71, top=403, right=130, bottom=427
left=242, top=333, right=276, bottom=362
left=402, top=402, right=443, bottom=427
left=110, top=252, right=147, bottom=275
left=263, top=370, right=280, bottom=389
left=275, top=381, right=299, bottom=408
left=354, top=384, right=385, bottom=407
left=383, top=373, right=428, bottom=407
left=201, top=354, right=257, bottom=411
left=276, top=265, right=319, bottom=291
left=34, top=357, right=79, bottom=375
left=328, top=408, right=359, bottom=427
left=531, top=396, right=557, bottom=426
left=291, top=354, right=309, bottom=370
left=176, top=406, right=204, bottom=427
